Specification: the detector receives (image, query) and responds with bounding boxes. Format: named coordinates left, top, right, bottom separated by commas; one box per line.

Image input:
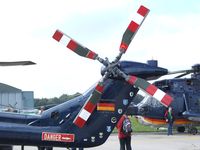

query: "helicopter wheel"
left=188, top=127, right=198, bottom=135
left=177, top=126, right=185, bottom=133
left=0, top=145, right=13, bottom=150
left=37, top=146, right=53, bottom=150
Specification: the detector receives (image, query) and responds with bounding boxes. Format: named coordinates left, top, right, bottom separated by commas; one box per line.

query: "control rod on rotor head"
left=115, top=68, right=129, bottom=81
left=96, top=56, right=109, bottom=67
left=113, top=51, right=124, bottom=64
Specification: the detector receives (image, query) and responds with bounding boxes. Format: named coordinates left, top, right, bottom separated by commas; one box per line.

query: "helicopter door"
left=189, top=93, right=200, bottom=113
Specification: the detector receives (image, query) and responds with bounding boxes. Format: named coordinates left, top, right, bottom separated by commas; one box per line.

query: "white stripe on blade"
left=79, top=109, right=91, bottom=121
left=59, top=34, right=71, bottom=46
left=153, top=89, right=165, bottom=102
left=132, top=13, right=144, bottom=25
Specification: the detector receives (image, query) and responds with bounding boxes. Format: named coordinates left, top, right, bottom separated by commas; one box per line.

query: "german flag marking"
left=97, top=103, right=115, bottom=112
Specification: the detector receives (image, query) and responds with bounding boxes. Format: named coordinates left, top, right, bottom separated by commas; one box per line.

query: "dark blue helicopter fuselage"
left=128, top=73, right=200, bottom=127
left=0, top=61, right=168, bottom=148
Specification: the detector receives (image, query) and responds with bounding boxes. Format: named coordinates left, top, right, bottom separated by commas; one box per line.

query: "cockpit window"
left=186, top=79, right=192, bottom=85
left=154, top=80, right=170, bottom=91
left=51, top=111, right=60, bottom=120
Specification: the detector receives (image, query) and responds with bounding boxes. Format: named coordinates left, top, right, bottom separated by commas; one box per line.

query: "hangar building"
left=0, top=83, right=34, bottom=110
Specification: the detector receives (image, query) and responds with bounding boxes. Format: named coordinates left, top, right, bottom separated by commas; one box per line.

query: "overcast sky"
left=0, top=0, right=199, bottom=98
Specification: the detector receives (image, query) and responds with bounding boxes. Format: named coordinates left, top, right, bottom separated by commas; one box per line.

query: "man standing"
left=116, top=114, right=132, bottom=150
left=164, top=106, right=174, bottom=135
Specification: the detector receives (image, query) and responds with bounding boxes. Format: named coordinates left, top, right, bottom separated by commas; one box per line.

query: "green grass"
left=113, top=116, right=163, bottom=133
left=130, top=117, right=159, bottom=132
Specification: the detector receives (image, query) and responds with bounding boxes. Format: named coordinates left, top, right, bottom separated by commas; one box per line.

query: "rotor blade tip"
left=138, top=5, right=150, bottom=17
left=25, top=61, right=36, bottom=65
left=52, top=30, right=63, bottom=42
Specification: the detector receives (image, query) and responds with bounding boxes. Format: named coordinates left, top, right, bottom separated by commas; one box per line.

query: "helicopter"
left=0, top=5, right=173, bottom=150
left=127, top=63, right=200, bottom=135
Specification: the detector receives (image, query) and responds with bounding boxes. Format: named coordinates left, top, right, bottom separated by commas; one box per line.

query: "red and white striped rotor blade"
left=126, top=75, right=173, bottom=107
left=53, top=30, right=98, bottom=60
left=73, top=82, right=104, bottom=128
left=120, top=5, right=149, bottom=53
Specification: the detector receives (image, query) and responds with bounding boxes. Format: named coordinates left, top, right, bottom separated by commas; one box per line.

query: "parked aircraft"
left=127, top=64, right=200, bottom=134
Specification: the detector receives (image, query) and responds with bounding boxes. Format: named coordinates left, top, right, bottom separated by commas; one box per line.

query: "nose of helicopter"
left=126, top=103, right=149, bottom=116
left=126, top=104, right=139, bottom=115
left=119, top=60, right=168, bottom=80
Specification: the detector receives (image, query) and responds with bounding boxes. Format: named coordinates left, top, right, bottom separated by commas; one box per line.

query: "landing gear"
left=188, top=127, right=198, bottom=135
left=0, top=145, right=13, bottom=150
left=177, top=126, right=185, bottom=133
left=37, top=146, right=53, bottom=150
left=177, top=126, right=198, bottom=135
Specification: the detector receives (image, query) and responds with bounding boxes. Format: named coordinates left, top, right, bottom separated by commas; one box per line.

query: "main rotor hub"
left=100, top=60, right=120, bottom=78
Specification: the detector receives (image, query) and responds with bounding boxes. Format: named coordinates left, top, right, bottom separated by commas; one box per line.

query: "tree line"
left=34, top=92, right=81, bottom=108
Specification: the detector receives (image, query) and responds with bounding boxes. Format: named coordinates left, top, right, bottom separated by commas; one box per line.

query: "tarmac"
left=14, top=132, right=200, bottom=150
